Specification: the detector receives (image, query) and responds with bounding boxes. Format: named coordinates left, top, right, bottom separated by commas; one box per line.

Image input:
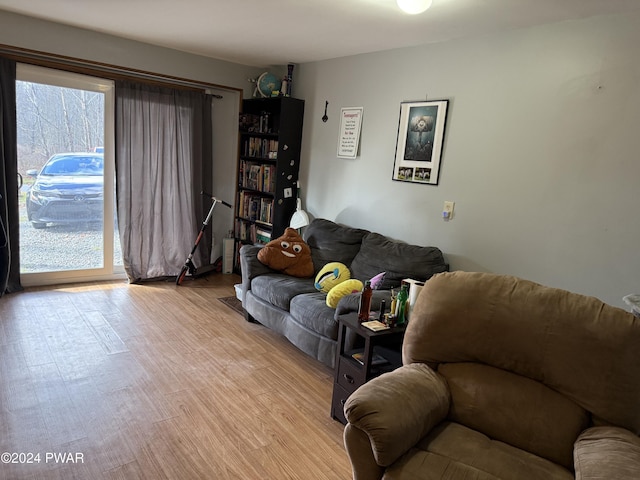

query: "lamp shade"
left=290, top=198, right=310, bottom=229
left=397, top=0, right=433, bottom=15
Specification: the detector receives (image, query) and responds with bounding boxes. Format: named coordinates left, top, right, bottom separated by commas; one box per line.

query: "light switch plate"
left=443, top=201, right=455, bottom=219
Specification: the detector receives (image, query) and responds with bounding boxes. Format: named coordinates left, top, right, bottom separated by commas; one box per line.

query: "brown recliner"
left=343, top=271, right=640, bottom=479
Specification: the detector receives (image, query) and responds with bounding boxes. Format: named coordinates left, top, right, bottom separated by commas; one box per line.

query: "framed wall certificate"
left=337, top=107, right=363, bottom=159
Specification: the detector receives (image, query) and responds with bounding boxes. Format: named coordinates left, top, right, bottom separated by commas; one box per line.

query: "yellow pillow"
left=315, top=262, right=350, bottom=293
left=326, top=279, right=364, bottom=309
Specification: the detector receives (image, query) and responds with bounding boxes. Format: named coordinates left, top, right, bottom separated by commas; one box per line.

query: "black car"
left=26, top=153, right=104, bottom=229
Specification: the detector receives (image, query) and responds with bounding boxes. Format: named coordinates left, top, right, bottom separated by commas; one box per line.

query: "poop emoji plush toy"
left=257, top=228, right=314, bottom=278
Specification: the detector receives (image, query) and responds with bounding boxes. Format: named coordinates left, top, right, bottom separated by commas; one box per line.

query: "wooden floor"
left=0, top=274, right=352, bottom=479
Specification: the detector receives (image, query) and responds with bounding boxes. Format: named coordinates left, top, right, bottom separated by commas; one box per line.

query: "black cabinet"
left=331, top=313, right=406, bottom=425
left=234, top=97, right=304, bottom=269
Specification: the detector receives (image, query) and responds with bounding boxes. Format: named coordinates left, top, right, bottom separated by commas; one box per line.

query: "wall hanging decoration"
left=392, top=100, right=449, bottom=185
left=322, top=101, right=329, bottom=122
left=337, top=106, right=363, bottom=159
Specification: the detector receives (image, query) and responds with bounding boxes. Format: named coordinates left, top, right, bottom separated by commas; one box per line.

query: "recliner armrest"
left=574, top=426, right=640, bottom=479
left=344, top=363, right=450, bottom=473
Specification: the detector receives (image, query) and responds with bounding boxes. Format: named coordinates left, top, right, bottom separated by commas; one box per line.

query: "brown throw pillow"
left=257, top=228, right=314, bottom=278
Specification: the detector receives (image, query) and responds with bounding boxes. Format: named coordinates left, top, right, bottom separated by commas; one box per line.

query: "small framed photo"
left=392, top=100, right=449, bottom=185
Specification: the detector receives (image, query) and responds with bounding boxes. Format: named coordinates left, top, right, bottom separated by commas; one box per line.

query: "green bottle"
left=396, top=284, right=409, bottom=325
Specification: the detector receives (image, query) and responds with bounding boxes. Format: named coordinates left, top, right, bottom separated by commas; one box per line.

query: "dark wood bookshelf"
left=234, top=97, right=305, bottom=271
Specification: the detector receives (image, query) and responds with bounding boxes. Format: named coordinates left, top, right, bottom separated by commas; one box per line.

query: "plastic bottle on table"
left=358, top=280, right=373, bottom=323
left=395, top=284, right=409, bottom=326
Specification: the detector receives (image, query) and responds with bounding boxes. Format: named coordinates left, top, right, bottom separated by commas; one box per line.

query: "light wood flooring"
left=0, top=274, right=352, bottom=479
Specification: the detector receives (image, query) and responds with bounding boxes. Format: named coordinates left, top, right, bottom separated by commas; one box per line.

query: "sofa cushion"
left=250, top=274, right=317, bottom=311
left=303, top=218, right=369, bottom=273
left=574, top=426, right=640, bottom=480
left=349, top=232, right=448, bottom=288
left=388, top=421, right=573, bottom=480
left=289, top=292, right=340, bottom=339
left=439, top=362, right=589, bottom=469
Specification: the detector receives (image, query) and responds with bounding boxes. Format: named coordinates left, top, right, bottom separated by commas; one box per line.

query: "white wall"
left=0, top=11, right=260, bottom=96
left=0, top=10, right=258, bottom=268
left=210, top=88, right=241, bottom=262
left=296, top=12, right=640, bottom=309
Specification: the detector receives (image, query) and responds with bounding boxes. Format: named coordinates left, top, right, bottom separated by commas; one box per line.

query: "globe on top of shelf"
left=256, top=72, right=282, bottom=98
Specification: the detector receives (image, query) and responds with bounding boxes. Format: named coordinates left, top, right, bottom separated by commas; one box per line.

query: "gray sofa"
left=239, top=218, right=448, bottom=367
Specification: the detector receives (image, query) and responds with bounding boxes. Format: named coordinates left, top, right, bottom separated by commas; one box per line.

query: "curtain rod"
left=0, top=44, right=242, bottom=99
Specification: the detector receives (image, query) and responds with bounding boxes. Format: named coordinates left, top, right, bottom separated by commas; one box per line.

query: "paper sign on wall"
left=337, top=107, right=363, bottom=159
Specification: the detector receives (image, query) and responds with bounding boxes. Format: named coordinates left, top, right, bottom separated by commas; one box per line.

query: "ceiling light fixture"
left=397, top=0, right=433, bottom=15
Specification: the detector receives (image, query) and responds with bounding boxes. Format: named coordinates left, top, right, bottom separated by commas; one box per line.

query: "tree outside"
left=17, top=81, right=104, bottom=174
left=16, top=79, right=122, bottom=274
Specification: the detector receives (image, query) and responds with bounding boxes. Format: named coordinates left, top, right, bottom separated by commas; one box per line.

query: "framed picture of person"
left=392, top=100, right=449, bottom=185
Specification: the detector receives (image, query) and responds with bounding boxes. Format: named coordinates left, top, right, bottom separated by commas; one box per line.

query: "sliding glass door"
left=16, top=64, right=123, bottom=286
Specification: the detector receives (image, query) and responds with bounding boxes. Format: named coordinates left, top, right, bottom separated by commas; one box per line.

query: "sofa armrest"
left=335, top=290, right=392, bottom=318
left=343, top=363, right=450, bottom=474
left=239, top=244, right=273, bottom=302
left=344, top=424, right=385, bottom=480
left=574, top=426, right=640, bottom=479
left=335, top=293, right=361, bottom=317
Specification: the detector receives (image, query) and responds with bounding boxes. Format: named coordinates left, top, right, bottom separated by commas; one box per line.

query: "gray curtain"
left=115, top=81, right=212, bottom=282
left=0, top=56, right=21, bottom=295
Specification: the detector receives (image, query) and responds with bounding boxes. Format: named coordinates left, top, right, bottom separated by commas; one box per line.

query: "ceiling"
left=1, top=0, right=639, bottom=67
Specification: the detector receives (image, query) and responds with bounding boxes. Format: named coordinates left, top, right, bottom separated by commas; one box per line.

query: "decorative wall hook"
left=322, top=101, right=329, bottom=122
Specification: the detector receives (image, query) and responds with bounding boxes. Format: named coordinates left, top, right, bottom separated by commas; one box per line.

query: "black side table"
left=331, top=312, right=406, bottom=424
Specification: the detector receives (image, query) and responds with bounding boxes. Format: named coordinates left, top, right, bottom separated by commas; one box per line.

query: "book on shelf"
left=242, top=137, right=279, bottom=159
left=351, top=351, right=389, bottom=366
left=237, top=192, right=274, bottom=226
left=251, top=200, right=262, bottom=223
left=268, top=139, right=278, bottom=159
left=235, top=244, right=241, bottom=270
left=248, top=164, right=261, bottom=190
left=234, top=219, right=258, bottom=243
left=259, top=198, right=273, bottom=224
left=240, top=160, right=276, bottom=194
left=255, top=227, right=271, bottom=243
